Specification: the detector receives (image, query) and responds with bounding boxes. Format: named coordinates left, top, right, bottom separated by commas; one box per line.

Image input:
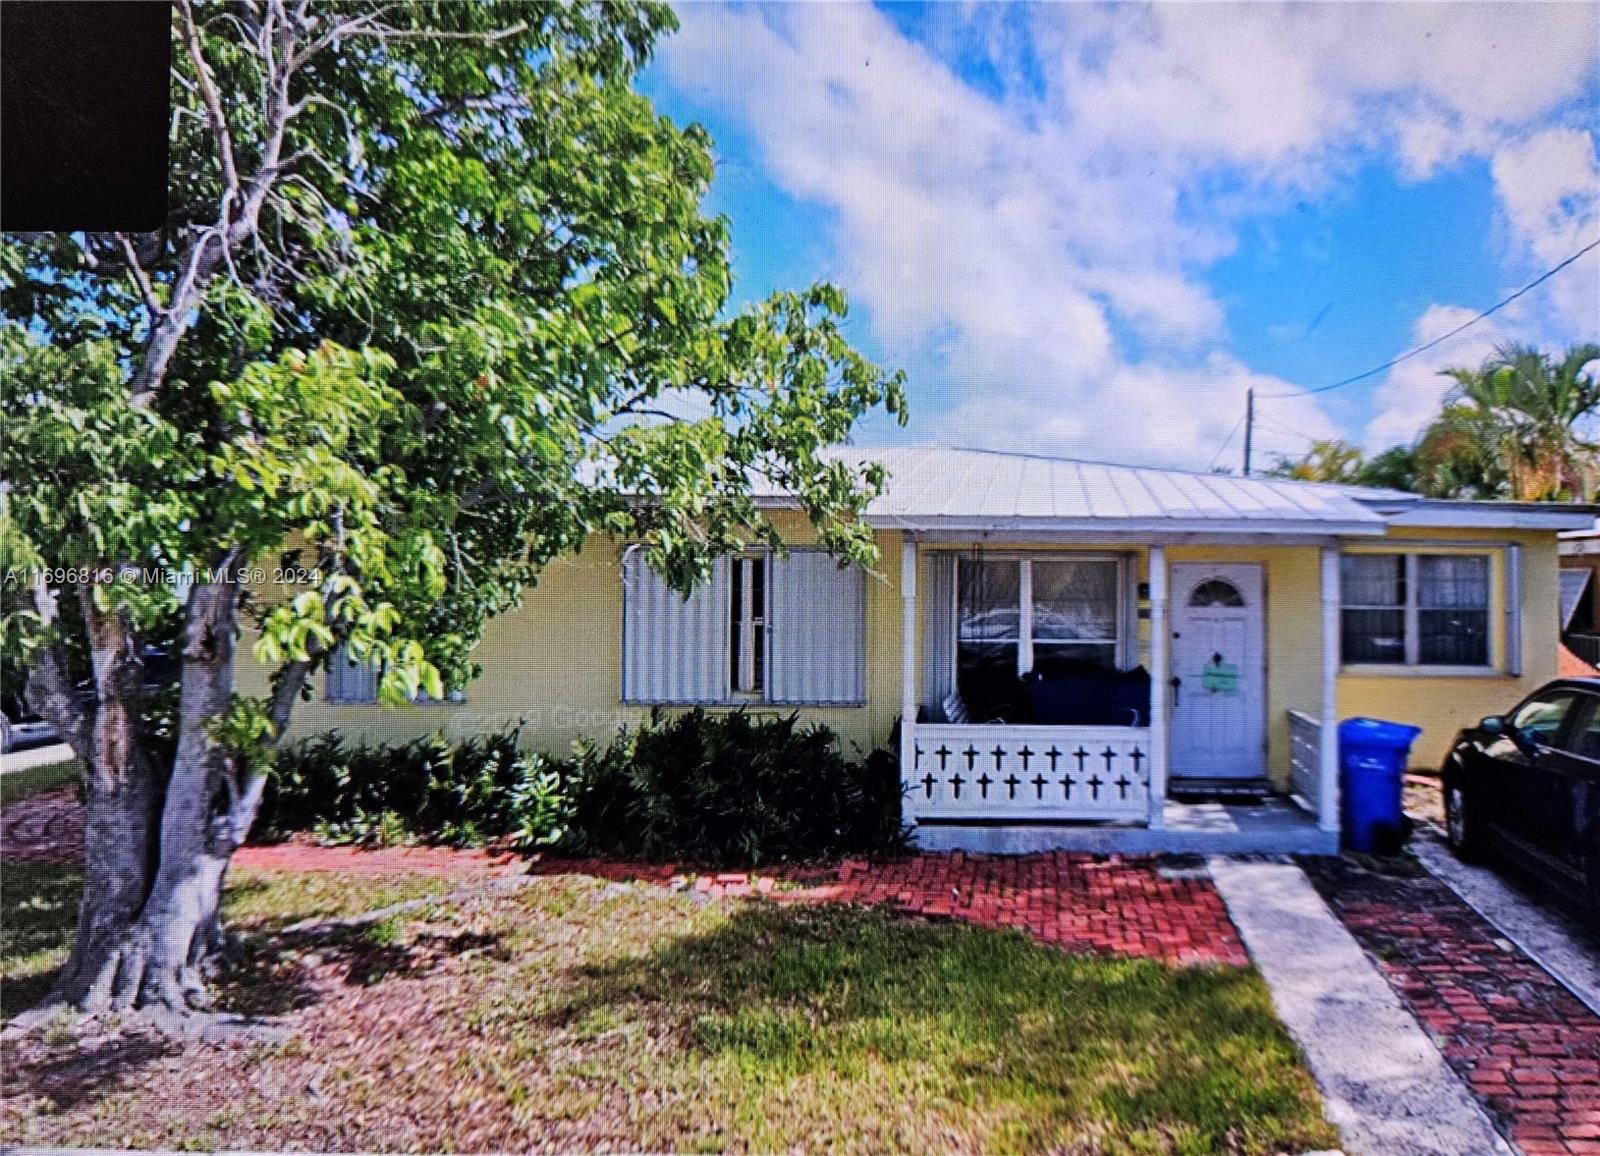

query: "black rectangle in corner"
left=1, top=1, right=172, bottom=232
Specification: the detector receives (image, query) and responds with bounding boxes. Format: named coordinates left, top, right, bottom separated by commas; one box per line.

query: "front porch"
left=897, top=536, right=1345, bottom=856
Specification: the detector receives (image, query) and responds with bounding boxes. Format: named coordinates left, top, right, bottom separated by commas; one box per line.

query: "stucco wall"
left=238, top=513, right=905, bottom=758
left=1336, top=527, right=1558, bottom=769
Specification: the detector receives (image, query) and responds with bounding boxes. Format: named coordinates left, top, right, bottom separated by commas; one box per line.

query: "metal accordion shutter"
left=1504, top=543, right=1523, bottom=677
left=326, top=644, right=379, bottom=703
left=768, top=550, right=866, bottom=705
left=621, top=550, right=730, bottom=704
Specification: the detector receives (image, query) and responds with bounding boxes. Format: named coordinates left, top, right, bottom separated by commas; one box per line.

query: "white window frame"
left=728, top=553, right=769, bottom=699
left=952, top=553, right=1129, bottom=678
left=1340, top=550, right=1495, bottom=674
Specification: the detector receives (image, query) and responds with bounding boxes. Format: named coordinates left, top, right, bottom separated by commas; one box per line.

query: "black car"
left=1441, top=677, right=1600, bottom=917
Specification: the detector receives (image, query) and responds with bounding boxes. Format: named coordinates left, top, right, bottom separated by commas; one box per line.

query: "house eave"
left=861, top=515, right=1388, bottom=538
left=1367, top=504, right=1599, bottom=530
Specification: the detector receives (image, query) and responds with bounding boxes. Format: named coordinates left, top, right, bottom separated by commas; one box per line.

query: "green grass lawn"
left=2, top=869, right=1336, bottom=1155
left=0, top=758, right=82, bottom=806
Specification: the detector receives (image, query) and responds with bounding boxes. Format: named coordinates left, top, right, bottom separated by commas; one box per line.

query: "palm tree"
left=1266, top=439, right=1365, bottom=483
left=1423, top=342, right=1600, bottom=501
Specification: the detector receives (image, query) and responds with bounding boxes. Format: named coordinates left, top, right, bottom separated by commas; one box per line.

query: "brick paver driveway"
left=1304, top=856, right=1600, bottom=1155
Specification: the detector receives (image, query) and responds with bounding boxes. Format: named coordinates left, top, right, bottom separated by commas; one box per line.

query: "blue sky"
left=641, top=3, right=1599, bottom=470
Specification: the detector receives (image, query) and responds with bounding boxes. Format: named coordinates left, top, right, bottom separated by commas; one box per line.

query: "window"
left=325, top=644, right=379, bottom=704
left=1511, top=692, right=1576, bottom=747
left=1341, top=552, right=1491, bottom=668
left=729, top=555, right=767, bottom=696
left=956, top=556, right=1122, bottom=719
left=323, top=644, right=465, bottom=705
left=621, top=549, right=865, bottom=706
left=1189, top=578, right=1245, bottom=608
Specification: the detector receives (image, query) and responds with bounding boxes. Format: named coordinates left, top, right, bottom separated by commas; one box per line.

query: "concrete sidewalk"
left=1211, top=857, right=1512, bottom=1156
left=0, top=743, right=74, bottom=776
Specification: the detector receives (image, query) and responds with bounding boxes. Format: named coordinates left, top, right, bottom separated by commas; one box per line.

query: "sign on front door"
left=1169, top=563, right=1266, bottom=782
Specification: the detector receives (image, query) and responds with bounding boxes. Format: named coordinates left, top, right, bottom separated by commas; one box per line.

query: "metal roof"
left=806, top=446, right=1390, bottom=534
left=756, top=446, right=1592, bottom=535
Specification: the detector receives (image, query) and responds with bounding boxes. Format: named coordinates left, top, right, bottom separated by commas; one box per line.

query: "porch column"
left=1147, top=545, right=1168, bottom=827
left=900, top=532, right=918, bottom=817
left=1318, top=544, right=1341, bottom=834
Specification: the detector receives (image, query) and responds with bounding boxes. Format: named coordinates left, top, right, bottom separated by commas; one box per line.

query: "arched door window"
left=1189, top=578, right=1245, bottom=608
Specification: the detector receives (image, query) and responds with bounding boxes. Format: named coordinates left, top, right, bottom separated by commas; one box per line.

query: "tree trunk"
left=48, top=594, right=163, bottom=1009
left=46, top=579, right=267, bottom=1015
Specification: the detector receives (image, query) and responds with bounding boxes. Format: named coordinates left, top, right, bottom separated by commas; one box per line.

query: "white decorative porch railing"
left=1287, top=710, right=1321, bottom=814
left=908, top=724, right=1151, bottom=822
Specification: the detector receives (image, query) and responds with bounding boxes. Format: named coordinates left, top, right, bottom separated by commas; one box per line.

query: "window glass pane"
left=1031, top=560, right=1118, bottom=642
left=958, top=560, right=1020, bottom=641
left=1033, top=642, right=1117, bottom=674
left=1341, top=554, right=1404, bottom=606
left=1419, top=555, right=1489, bottom=609
left=1512, top=693, right=1574, bottom=745
left=957, top=641, right=1021, bottom=722
left=1416, top=556, right=1490, bottom=666
left=1189, top=579, right=1244, bottom=607
left=1420, top=610, right=1489, bottom=665
left=1342, top=609, right=1405, bottom=664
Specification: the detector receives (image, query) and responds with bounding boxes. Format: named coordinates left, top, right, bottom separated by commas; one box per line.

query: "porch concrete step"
left=913, top=798, right=1338, bottom=856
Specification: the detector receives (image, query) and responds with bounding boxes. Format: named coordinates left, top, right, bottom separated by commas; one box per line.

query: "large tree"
left=1, top=1, right=903, bottom=1016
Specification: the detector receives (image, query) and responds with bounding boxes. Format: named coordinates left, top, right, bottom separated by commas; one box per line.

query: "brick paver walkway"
left=4, top=787, right=1247, bottom=967
left=531, top=853, right=1249, bottom=967
left=1303, top=856, right=1600, bottom=1156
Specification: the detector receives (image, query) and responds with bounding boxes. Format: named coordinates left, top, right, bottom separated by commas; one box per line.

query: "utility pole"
left=1242, top=387, right=1255, bottom=476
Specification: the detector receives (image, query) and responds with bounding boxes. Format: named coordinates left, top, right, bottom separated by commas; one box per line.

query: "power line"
left=1258, top=235, right=1600, bottom=400
left=1208, top=411, right=1246, bottom=473
left=1254, top=414, right=1320, bottom=444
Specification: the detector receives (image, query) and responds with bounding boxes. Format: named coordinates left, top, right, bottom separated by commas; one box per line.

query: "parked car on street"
left=1, top=687, right=61, bottom=753
left=1441, top=677, right=1600, bottom=919
left=1, top=645, right=180, bottom=754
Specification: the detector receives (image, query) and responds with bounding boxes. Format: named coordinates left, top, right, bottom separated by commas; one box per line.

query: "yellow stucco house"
left=246, top=447, right=1594, bottom=856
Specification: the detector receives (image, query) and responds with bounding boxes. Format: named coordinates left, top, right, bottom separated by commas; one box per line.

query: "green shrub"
left=260, top=711, right=909, bottom=867
left=257, top=727, right=567, bottom=851
left=560, top=709, right=910, bottom=867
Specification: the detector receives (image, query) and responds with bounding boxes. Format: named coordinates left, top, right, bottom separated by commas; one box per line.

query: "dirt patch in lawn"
left=3, top=871, right=1335, bottom=1155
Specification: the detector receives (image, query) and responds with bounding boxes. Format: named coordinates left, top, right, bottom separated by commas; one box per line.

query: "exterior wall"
left=1336, top=528, right=1559, bottom=770
left=237, top=513, right=905, bottom=758
left=239, top=520, right=1561, bottom=780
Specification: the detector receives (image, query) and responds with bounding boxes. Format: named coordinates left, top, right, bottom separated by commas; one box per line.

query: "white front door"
left=1169, top=563, right=1266, bottom=781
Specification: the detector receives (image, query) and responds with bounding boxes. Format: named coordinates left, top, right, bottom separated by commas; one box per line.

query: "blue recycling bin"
left=1338, top=717, right=1422, bottom=854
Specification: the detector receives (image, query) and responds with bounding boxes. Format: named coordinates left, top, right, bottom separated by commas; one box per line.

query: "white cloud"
left=658, top=2, right=1598, bottom=468
left=1045, top=4, right=1596, bottom=184
left=1491, top=128, right=1600, bottom=332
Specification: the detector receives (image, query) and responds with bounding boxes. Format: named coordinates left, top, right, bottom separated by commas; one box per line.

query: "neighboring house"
left=1561, top=518, right=1600, bottom=670
left=242, top=447, right=1592, bottom=855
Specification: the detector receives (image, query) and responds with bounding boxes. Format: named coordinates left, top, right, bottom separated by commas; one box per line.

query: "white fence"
left=1287, top=710, right=1322, bottom=815
left=908, top=724, right=1151, bottom=822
